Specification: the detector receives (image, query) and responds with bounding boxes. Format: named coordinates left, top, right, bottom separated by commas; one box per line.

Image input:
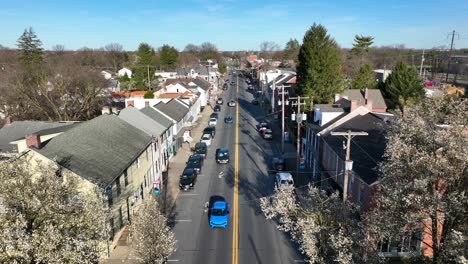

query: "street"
left=169, top=73, right=303, bottom=263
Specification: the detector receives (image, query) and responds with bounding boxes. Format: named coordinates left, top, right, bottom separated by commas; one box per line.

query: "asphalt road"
left=169, top=72, right=303, bottom=263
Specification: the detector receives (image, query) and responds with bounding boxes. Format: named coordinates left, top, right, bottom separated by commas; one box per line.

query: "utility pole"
left=419, top=49, right=425, bottom=77
left=330, top=131, right=368, bottom=202
left=271, top=78, right=276, bottom=114
left=147, top=65, right=151, bottom=89
left=290, top=96, right=307, bottom=176
left=278, top=85, right=290, bottom=154
left=446, top=30, right=457, bottom=82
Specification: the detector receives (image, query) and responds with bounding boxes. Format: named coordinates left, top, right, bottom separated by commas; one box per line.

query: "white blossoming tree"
left=0, top=157, right=109, bottom=263
left=129, top=198, right=177, bottom=264
left=260, top=186, right=376, bottom=263
left=371, top=97, right=468, bottom=263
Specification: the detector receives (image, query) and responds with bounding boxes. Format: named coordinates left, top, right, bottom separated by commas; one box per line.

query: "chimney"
left=127, top=100, right=134, bottom=107
left=364, top=87, right=369, bottom=100
left=365, top=99, right=373, bottom=111
left=350, top=100, right=359, bottom=112
left=145, top=101, right=150, bottom=107
left=101, top=106, right=111, bottom=115
left=334, top=94, right=341, bottom=102
left=111, top=107, right=119, bottom=114
left=26, top=134, right=41, bottom=149
left=4, top=117, right=12, bottom=125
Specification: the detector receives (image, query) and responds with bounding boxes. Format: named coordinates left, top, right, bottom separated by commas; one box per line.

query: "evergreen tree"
left=381, top=61, right=424, bottom=114
left=16, top=27, right=44, bottom=67
left=134, top=43, right=156, bottom=90
left=283, top=38, right=300, bottom=63
left=351, top=35, right=374, bottom=62
left=159, top=44, right=179, bottom=71
left=296, top=23, right=342, bottom=103
left=218, top=62, right=227, bottom=74
left=351, top=64, right=376, bottom=89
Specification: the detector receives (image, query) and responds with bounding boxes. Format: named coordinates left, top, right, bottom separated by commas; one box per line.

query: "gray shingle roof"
left=153, top=99, right=189, bottom=122
left=341, top=89, right=387, bottom=110
left=314, top=104, right=345, bottom=113
left=192, top=78, right=211, bottom=91
left=322, top=113, right=388, bottom=184
left=36, top=114, right=152, bottom=187
left=140, top=107, right=173, bottom=128
left=0, top=121, right=74, bottom=153
left=117, top=106, right=166, bottom=137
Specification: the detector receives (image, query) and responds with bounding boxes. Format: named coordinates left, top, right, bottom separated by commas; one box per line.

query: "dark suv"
left=179, top=168, right=198, bottom=190
left=194, top=142, right=207, bottom=158
left=203, top=126, right=216, bottom=138
left=186, top=155, right=204, bottom=173
left=216, top=148, right=230, bottom=164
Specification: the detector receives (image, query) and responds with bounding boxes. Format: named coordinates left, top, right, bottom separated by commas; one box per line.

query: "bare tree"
left=0, top=157, right=109, bottom=263
left=259, top=41, right=280, bottom=60
left=130, top=198, right=177, bottom=263
left=104, top=43, right=127, bottom=71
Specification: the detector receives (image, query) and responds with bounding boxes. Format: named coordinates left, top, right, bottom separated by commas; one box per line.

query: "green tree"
left=218, top=62, right=227, bottom=74
left=144, top=90, right=155, bottom=99
left=381, top=61, right=424, bottom=114
left=134, top=43, right=156, bottom=90
left=159, top=44, right=179, bottom=71
left=351, top=64, right=376, bottom=89
left=351, top=35, right=374, bottom=62
left=283, top=38, right=300, bottom=62
left=296, top=23, right=343, bottom=103
left=16, top=27, right=44, bottom=68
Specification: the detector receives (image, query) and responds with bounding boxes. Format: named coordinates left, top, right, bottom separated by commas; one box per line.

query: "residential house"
left=117, top=106, right=167, bottom=183
left=101, top=70, right=113, bottom=80
left=153, top=99, right=191, bottom=154
left=191, top=77, right=212, bottom=107
left=0, top=118, right=77, bottom=159
left=118, top=67, right=132, bottom=78
left=140, top=106, right=175, bottom=166
left=374, top=69, right=392, bottom=83
left=23, top=114, right=155, bottom=252
left=154, top=71, right=177, bottom=83
left=335, top=88, right=387, bottom=113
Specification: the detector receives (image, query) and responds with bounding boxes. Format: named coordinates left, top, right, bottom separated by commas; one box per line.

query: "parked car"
left=216, top=148, right=230, bottom=164
left=217, top=98, right=223, bottom=105
left=214, top=105, right=221, bottom=112
left=251, top=99, right=259, bottom=105
left=209, top=196, right=230, bottom=228
left=201, top=133, right=212, bottom=146
left=210, top=112, right=218, bottom=119
left=179, top=168, right=198, bottom=191
left=209, top=117, right=217, bottom=126
left=272, top=157, right=286, bottom=171
left=194, top=142, right=207, bottom=157
left=228, top=100, right=236, bottom=107
left=275, top=172, right=295, bottom=190
left=224, top=116, right=233, bottom=124
left=263, top=129, right=273, bottom=140
left=186, top=155, right=204, bottom=173
left=258, top=122, right=270, bottom=132
left=203, top=126, right=216, bottom=138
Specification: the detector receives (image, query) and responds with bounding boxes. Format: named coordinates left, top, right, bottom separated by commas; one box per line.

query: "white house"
left=154, top=71, right=177, bottom=83
left=374, top=69, right=392, bottom=83
left=118, top=67, right=132, bottom=78
left=101, top=70, right=112, bottom=80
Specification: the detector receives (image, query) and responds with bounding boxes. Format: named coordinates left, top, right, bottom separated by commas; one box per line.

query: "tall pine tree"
left=351, top=64, right=376, bottom=89
left=16, top=27, right=44, bottom=67
left=159, top=44, right=179, bottom=71
left=381, top=61, right=424, bottom=115
left=133, top=43, right=156, bottom=90
left=296, top=23, right=342, bottom=103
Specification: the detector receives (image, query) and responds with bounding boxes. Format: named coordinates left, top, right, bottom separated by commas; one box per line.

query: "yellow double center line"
left=232, top=75, right=239, bottom=264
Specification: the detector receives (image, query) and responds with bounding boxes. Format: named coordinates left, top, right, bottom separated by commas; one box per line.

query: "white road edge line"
left=179, top=193, right=199, bottom=196
left=174, top=219, right=192, bottom=222
left=167, top=260, right=179, bottom=262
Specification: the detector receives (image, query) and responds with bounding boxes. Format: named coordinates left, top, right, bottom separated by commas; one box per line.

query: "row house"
left=19, top=114, right=156, bottom=254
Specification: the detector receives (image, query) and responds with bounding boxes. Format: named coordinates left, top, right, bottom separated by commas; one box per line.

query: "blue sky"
left=1, top=0, right=467, bottom=51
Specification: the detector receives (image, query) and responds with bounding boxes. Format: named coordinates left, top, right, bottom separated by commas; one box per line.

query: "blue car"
left=209, top=197, right=229, bottom=228
left=224, top=116, right=233, bottom=124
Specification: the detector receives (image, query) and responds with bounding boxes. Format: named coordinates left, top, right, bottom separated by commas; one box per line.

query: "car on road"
left=209, top=196, right=229, bottom=228
left=194, top=142, right=207, bottom=157
left=210, top=112, right=218, bottom=119
left=179, top=168, right=198, bottom=191
left=228, top=100, right=236, bottom=107
left=262, top=129, right=273, bottom=140
left=200, top=133, right=212, bottom=146
left=214, top=105, right=221, bottom=112
left=223, top=84, right=228, bottom=90
left=216, top=148, right=229, bottom=163
left=272, top=157, right=286, bottom=171
left=258, top=122, right=270, bottom=132
left=224, top=116, right=233, bottom=124
left=275, top=172, right=295, bottom=190
left=203, top=126, right=216, bottom=138
left=186, top=154, right=204, bottom=173
left=217, top=98, right=223, bottom=104
left=251, top=99, right=259, bottom=105
left=208, top=117, right=217, bottom=126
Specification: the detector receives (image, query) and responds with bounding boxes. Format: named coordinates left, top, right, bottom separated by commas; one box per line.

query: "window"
left=124, top=169, right=129, bottom=186
left=106, top=186, right=113, bottom=207
left=144, top=174, right=147, bottom=188
left=348, top=174, right=354, bottom=197
left=116, top=176, right=121, bottom=196
left=358, top=182, right=364, bottom=206
left=119, top=207, right=124, bottom=229
left=109, top=218, right=115, bottom=240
